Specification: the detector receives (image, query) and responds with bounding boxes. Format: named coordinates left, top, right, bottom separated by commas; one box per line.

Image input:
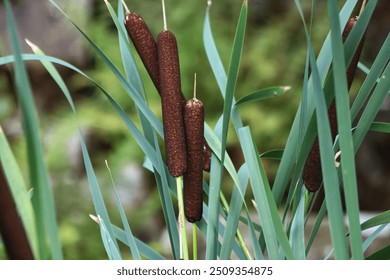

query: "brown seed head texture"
left=184, top=98, right=204, bottom=222
left=303, top=16, right=364, bottom=192
left=203, top=140, right=212, bottom=172
left=125, top=13, right=212, bottom=171
left=158, top=30, right=187, bottom=177
left=125, top=13, right=160, bottom=91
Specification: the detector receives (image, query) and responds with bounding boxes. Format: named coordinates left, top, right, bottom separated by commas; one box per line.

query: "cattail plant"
left=123, top=3, right=160, bottom=91
left=123, top=0, right=212, bottom=173
left=183, top=75, right=204, bottom=223
left=303, top=16, right=365, bottom=192
left=157, top=0, right=187, bottom=177
left=202, top=141, right=211, bottom=172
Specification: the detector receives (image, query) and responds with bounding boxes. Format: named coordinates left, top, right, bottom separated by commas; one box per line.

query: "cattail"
left=157, top=3, right=187, bottom=177
left=303, top=16, right=365, bottom=192
left=124, top=10, right=160, bottom=91
left=123, top=1, right=212, bottom=172
left=203, top=140, right=212, bottom=172
left=184, top=75, right=204, bottom=222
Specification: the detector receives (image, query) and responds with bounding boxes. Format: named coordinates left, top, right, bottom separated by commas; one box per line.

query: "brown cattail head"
left=125, top=13, right=160, bottom=91
left=203, top=140, right=212, bottom=172
left=158, top=30, right=187, bottom=177
left=302, top=138, right=323, bottom=192
left=184, top=98, right=204, bottom=223
left=344, top=16, right=365, bottom=90
left=303, top=16, right=365, bottom=192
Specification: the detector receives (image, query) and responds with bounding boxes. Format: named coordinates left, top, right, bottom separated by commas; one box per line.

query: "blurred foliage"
left=1, top=0, right=377, bottom=259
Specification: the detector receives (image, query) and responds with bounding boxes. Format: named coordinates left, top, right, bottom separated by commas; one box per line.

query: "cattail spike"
left=158, top=30, right=187, bottom=177
left=303, top=15, right=365, bottom=192
left=184, top=97, right=204, bottom=223
left=125, top=12, right=160, bottom=91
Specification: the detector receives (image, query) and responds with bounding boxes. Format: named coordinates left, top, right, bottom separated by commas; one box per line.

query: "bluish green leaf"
left=370, top=122, right=390, bottom=133
left=235, top=86, right=291, bottom=106
left=361, top=211, right=390, bottom=231
left=259, top=149, right=284, bottom=160
left=0, top=126, right=38, bottom=258
left=289, top=187, right=306, bottom=259
left=106, top=161, right=141, bottom=260
left=5, top=0, right=62, bottom=259
left=362, top=224, right=389, bottom=253
left=327, top=0, right=363, bottom=259
left=366, top=245, right=390, bottom=260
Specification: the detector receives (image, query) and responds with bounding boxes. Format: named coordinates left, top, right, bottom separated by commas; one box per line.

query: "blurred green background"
left=0, top=0, right=388, bottom=259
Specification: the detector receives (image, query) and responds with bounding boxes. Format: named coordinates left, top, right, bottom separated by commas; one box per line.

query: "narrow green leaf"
left=300, top=2, right=349, bottom=257
left=366, top=245, right=390, bottom=260
left=259, top=149, right=284, bottom=160
left=309, top=48, right=349, bottom=259
left=328, top=0, right=363, bottom=259
left=113, top=225, right=165, bottom=260
left=362, top=224, right=389, bottom=253
left=219, top=0, right=247, bottom=174
left=361, top=211, right=390, bottom=232
left=203, top=2, right=248, bottom=258
left=350, top=32, right=389, bottom=121
left=0, top=126, right=38, bottom=258
left=289, top=187, right=306, bottom=259
left=220, top=164, right=249, bottom=259
left=94, top=215, right=122, bottom=260
left=305, top=200, right=327, bottom=255
left=205, top=153, right=222, bottom=260
left=238, top=127, right=281, bottom=260
left=353, top=63, right=390, bottom=150
left=245, top=210, right=264, bottom=260
left=203, top=3, right=227, bottom=95
left=370, top=122, right=390, bottom=133
left=5, top=0, right=62, bottom=259
left=235, top=86, right=291, bottom=106
left=80, top=132, right=119, bottom=251
left=106, top=161, right=141, bottom=260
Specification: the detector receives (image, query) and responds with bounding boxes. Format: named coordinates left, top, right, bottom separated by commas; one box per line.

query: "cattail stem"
left=192, top=223, right=198, bottom=260
left=176, top=176, right=189, bottom=260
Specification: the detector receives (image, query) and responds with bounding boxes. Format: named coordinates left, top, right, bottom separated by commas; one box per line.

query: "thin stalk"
left=162, top=0, right=167, bottom=31
left=193, top=224, right=198, bottom=260
left=176, top=176, right=189, bottom=260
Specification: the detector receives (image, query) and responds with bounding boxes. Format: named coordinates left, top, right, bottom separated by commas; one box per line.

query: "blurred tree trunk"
left=0, top=167, right=34, bottom=260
